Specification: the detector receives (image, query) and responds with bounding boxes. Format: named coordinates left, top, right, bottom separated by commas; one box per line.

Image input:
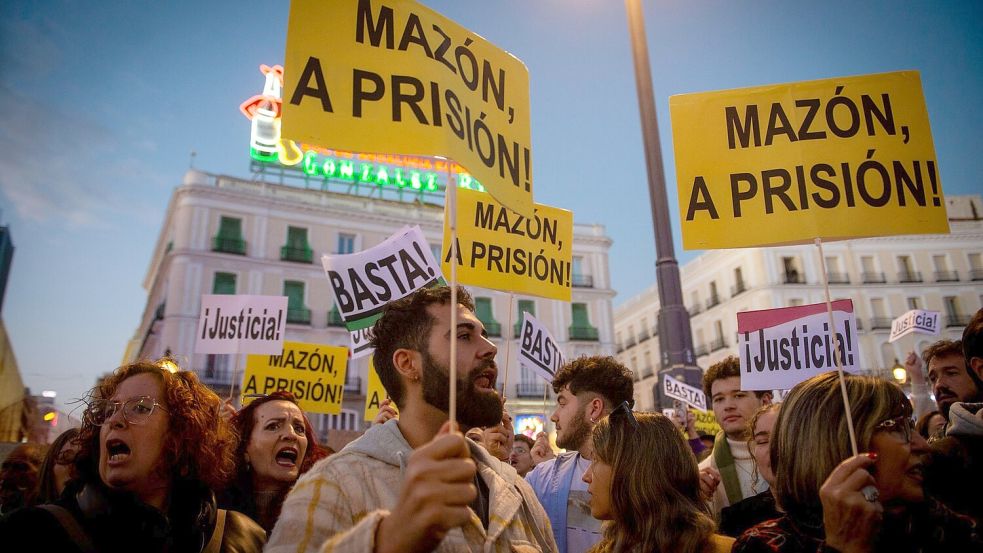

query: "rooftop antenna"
left=189, top=150, right=197, bottom=169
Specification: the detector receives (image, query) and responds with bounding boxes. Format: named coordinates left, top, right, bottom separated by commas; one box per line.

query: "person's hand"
left=481, top=424, right=510, bottom=461
left=375, top=423, right=477, bottom=553
left=685, top=410, right=699, bottom=439
left=530, top=432, right=555, bottom=464
left=699, top=466, right=721, bottom=502
left=905, top=351, right=926, bottom=385
left=819, top=454, right=883, bottom=553
left=373, top=398, right=398, bottom=425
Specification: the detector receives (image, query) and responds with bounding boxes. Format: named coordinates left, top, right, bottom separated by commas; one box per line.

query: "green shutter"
left=474, top=297, right=501, bottom=336
left=572, top=303, right=590, bottom=326
left=213, top=272, right=236, bottom=295
left=218, top=217, right=242, bottom=239
left=514, top=300, right=535, bottom=337
left=284, top=281, right=305, bottom=309
left=287, top=226, right=308, bottom=248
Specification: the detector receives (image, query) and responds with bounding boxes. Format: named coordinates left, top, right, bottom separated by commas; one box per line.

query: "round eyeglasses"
left=873, top=415, right=915, bottom=443
left=83, top=396, right=167, bottom=426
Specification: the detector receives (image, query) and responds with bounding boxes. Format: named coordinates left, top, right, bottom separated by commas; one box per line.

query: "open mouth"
left=275, top=446, right=299, bottom=468
left=473, top=368, right=498, bottom=391
left=906, top=464, right=924, bottom=482
left=106, top=439, right=131, bottom=463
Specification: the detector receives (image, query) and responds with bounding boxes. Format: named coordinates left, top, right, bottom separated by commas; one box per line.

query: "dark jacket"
left=925, top=401, right=983, bottom=524
left=720, top=490, right=780, bottom=538
left=0, top=478, right=265, bottom=553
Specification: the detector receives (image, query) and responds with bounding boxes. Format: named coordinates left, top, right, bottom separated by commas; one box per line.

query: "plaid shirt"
left=266, top=420, right=557, bottom=553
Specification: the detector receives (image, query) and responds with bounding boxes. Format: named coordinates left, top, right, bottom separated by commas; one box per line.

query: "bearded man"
left=525, top=356, right=634, bottom=553
left=267, top=286, right=556, bottom=553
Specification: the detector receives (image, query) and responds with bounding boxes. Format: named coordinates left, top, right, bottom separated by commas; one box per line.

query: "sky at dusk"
left=1, top=0, right=980, bottom=410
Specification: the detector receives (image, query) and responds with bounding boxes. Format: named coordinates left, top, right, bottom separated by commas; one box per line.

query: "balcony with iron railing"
left=862, top=272, right=887, bottom=284
left=569, top=326, right=599, bottom=341
left=946, top=314, right=971, bottom=327
left=870, top=317, right=893, bottom=330
left=624, top=336, right=637, bottom=349
left=705, top=294, right=721, bottom=309
left=710, top=337, right=728, bottom=351
left=688, top=304, right=702, bottom=316
left=212, top=236, right=246, bottom=255
left=694, top=344, right=709, bottom=357
left=287, top=307, right=311, bottom=325
left=826, top=272, right=851, bottom=284
left=516, top=382, right=548, bottom=397
left=572, top=274, right=594, bottom=288
left=971, top=269, right=983, bottom=281
left=637, top=330, right=650, bottom=343
left=344, top=376, right=363, bottom=393
left=783, top=271, right=806, bottom=284
left=934, top=270, right=959, bottom=282
left=898, top=271, right=923, bottom=283
left=327, top=309, right=346, bottom=327
left=280, top=245, right=313, bottom=263
left=731, top=281, right=747, bottom=297
left=640, top=365, right=654, bottom=378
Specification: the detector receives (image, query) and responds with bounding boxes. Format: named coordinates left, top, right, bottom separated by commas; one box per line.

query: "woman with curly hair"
left=0, top=359, right=266, bottom=552
left=220, top=391, right=327, bottom=534
left=583, top=404, right=734, bottom=553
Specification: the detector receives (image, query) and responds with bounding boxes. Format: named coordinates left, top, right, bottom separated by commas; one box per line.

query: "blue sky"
left=1, top=0, right=980, bottom=409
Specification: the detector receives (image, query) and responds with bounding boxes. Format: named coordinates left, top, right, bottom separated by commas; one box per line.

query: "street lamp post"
left=623, top=0, right=702, bottom=406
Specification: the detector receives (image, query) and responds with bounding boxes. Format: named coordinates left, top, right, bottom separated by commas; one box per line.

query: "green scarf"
left=711, top=431, right=744, bottom=505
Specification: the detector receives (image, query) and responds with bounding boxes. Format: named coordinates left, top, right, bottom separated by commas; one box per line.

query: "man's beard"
left=556, top=410, right=592, bottom=451
left=421, top=349, right=503, bottom=428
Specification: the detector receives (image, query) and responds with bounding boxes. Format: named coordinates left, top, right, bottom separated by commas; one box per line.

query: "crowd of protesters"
left=0, top=285, right=979, bottom=553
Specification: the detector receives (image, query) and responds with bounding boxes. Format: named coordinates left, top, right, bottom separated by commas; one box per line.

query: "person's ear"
left=971, top=357, right=983, bottom=383
left=587, top=396, right=605, bottom=423
left=393, top=348, right=421, bottom=383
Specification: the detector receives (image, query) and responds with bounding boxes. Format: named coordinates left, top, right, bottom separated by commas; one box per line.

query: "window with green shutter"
left=213, top=216, right=246, bottom=254
left=327, top=304, right=345, bottom=326
left=284, top=280, right=311, bottom=324
left=569, top=303, right=599, bottom=341
left=281, top=226, right=312, bottom=263
left=213, top=272, right=236, bottom=295
left=514, top=300, right=535, bottom=337
left=475, top=297, right=501, bottom=337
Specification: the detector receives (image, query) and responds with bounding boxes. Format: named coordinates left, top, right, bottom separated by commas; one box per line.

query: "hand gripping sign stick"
left=816, top=238, right=859, bottom=456
left=445, top=161, right=459, bottom=431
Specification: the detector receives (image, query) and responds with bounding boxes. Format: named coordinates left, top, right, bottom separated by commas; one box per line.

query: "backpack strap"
left=202, top=508, right=228, bottom=553
left=38, top=504, right=97, bottom=553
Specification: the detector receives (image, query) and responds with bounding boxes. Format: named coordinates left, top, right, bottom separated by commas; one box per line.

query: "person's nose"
left=909, top=430, right=930, bottom=453
left=106, top=404, right=127, bottom=428
left=550, top=409, right=560, bottom=424
left=479, top=334, right=498, bottom=359
left=582, top=464, right=593, bottom=484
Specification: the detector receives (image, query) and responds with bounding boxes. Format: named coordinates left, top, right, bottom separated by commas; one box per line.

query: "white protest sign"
left=662, top=373, right=708, bottom=411
left=889, top=309, right=941, bottom=342
left=349, top=326, right=375, bottom=360
left=661, top=408, right=676, bottom=419
left=322, top=225, right=444, bottom=332
left=517, top=312, right=564, bottom=383
left=738, top=300, right=860, bottom=390
left=196, top=295, right=288, bottom=355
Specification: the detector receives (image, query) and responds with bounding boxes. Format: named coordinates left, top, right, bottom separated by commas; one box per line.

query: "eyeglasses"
left=83, top=396, right=167, bottom=426
left=610, top=400, right=639, bottom=431
left=874, top=415, right=915, bottom=443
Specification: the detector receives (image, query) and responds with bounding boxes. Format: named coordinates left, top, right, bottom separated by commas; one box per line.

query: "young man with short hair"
left=924, top=339, right=980, bottom=422
left=697, top=356, right=772, bottom=517
left=267, top=286, right=556, bottom=553
left=525, top=356, right=634, bottom=553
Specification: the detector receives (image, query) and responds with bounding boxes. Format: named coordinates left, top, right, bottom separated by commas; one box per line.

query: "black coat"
left=0, top=479, right=265, bottom=553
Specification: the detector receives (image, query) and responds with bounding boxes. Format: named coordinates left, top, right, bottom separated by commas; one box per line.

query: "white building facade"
left=126, top=168, right=615, bottom=443
left=616, top=195, right=983, bottom=412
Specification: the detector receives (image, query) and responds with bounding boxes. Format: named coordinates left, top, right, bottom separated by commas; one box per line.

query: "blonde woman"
left=583, top=404, right=734, bottom=553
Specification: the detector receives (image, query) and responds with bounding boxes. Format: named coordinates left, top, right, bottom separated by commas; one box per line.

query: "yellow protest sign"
left=691, top=409, right=722, bottom=436
left=283, top=0, right=534, bottom=216
left=364, top=358, right=396, bottom=421
left=442, top=188, right=572, bottom=301
left=243, top=341, right=348, bottom=415
left=670, top=71, right=948, bottom=249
